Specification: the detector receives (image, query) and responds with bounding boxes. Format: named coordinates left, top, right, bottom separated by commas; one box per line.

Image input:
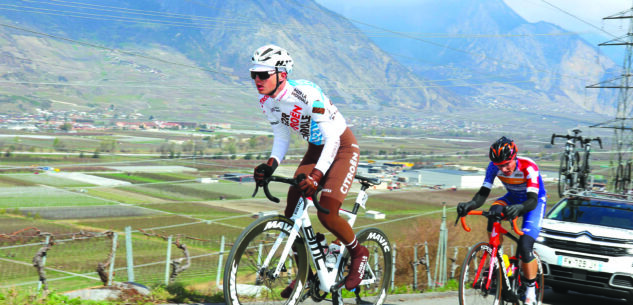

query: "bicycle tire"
left=338, top=227, right=392, bottom=305
left=224, top=215, right=309, bottom=305
left=578, top=152, right=590, bottom=190
left=570, top=151, right=580, bottom=189
left=557, top=154, right=569, bottom=198
left=459, top=242, right=502, bottom=305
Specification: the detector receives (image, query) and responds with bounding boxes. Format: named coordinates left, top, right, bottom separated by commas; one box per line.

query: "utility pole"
left=587, top=3, right=633, bottom=192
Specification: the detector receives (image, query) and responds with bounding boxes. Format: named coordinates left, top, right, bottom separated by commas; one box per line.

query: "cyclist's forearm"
left=472, top=187, right=491, bottom=208
left=522, top=192, right=538, bottom=213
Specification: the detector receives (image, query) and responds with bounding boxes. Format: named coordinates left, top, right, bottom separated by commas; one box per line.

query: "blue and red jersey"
left=482, top=156, right=546, bottom=204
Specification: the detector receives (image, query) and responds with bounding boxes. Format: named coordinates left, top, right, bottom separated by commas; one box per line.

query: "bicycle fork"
left=260, top=197, right=344, bottom=292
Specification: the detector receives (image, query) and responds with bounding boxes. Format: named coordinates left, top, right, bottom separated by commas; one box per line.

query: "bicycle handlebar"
left=551, top=133, right=583, bottom=146
left=458, top=210, right=523, bottom=236
left=252, top=175, right=330, bottom=215
left=581, top=136, right=602, bottom=149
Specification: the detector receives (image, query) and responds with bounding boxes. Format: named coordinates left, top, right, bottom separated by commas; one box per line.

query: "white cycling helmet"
left=250, top=44, right=293, bottom=74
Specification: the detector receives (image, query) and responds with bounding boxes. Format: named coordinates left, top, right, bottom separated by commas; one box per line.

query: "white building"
left=418, top=168, right=493, bottom=189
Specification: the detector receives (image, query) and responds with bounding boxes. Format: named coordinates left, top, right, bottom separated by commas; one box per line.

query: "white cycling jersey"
left=258, top=79, right=348, bottom=174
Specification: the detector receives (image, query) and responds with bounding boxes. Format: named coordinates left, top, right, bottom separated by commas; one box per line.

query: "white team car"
left=534, top=192, right=633, bottom=304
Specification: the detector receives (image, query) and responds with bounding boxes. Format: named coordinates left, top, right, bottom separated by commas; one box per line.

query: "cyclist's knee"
left=518, top=235, right=536, bottom=263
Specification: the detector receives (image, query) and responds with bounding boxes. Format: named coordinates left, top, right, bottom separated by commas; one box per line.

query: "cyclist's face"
left=497, top=159, right=516, bottom=176
left=252, top=70, right=286, bottom=96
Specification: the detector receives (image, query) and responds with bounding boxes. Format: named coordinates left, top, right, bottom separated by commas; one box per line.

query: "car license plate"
left=560, top=256, right=601, bottom=271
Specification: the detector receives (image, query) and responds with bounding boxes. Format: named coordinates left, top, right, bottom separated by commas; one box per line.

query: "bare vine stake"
left=33, top=234, right=54, bottom=293
left=96, top=231, right=116, bottom=286
left=450, top=247, right=459, bottom=279
left=169, top=237, right=191, bottom=283
left=216, top=236, right=225, bottom=287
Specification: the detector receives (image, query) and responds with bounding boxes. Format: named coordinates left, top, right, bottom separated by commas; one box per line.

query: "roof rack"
left=563, top=188, right=633, bottom=202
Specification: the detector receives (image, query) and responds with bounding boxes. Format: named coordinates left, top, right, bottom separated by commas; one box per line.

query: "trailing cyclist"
left=249, top=44, right=368, bottom=295
left=457, top=136, right=547, bottom=305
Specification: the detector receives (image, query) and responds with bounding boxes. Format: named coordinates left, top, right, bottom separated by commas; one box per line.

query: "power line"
left=539, top=0, right=620, bottom=39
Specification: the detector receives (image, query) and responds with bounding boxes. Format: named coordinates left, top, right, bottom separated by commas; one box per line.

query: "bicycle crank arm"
left=331, top=290, right=344, bottom=305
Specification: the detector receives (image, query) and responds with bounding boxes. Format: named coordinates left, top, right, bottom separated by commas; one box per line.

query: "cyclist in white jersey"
left=250, top=44, right=367, bottom=295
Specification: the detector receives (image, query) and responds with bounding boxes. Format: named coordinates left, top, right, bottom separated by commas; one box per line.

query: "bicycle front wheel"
left=224, top=215, right=309, bottom=305
left=459, top=242, right=502, bottom=305
left=339, top=227, right=392, bottom=305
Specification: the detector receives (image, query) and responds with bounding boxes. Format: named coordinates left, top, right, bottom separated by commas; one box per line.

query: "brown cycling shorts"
left=287, top=127, right=360, bottom=212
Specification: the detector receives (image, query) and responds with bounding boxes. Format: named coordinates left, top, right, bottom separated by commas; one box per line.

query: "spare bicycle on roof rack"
left=551, top=129, right=602, bottom=197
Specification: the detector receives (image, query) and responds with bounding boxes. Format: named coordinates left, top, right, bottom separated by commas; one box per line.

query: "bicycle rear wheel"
left=571, top=151, right=580, bottom=189
left=459, top=242, right=502, bottom=305
left=224, top=215, right=309, bottom=305
left=339, top=227, right=392, bottom=305
left=578, top=153, right=590, bottom=190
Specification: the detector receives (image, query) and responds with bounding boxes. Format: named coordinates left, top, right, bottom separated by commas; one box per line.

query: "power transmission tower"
left=587, top=3, right=633, bottom=191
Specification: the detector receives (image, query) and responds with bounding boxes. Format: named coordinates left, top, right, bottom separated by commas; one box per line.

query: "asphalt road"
left=166, top=288, right=631, bottom=305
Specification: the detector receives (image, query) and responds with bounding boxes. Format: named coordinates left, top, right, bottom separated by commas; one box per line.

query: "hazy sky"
left=503, top=0, right=630, bottom=38
left=316, top=0, right=631, bottom=37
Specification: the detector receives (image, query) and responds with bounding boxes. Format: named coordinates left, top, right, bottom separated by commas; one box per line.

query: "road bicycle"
left=577, top=136, right=602, bottom=191
left=457, top=210, right=544, bottom=305
left=223, top=174, right=392, bottom=305
left=551, top=129, right=583, bottom=197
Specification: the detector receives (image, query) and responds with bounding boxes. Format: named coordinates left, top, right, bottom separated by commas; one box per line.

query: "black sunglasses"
left=250, top=70, right=275, bottom=80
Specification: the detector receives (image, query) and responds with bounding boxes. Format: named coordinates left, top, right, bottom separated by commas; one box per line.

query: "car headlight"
left=536, top=236, right=546, bottom=243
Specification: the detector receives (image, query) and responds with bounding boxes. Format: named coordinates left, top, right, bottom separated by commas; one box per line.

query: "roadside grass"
left=0, top=283, right=224, bottom=305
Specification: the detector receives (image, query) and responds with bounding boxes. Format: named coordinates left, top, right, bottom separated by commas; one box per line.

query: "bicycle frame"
left=260, top=183, right=372, bottom=292
left=461, top=211, right=523, bottom=295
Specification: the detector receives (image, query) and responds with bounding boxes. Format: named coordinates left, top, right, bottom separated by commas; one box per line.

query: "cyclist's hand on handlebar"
left=298, top=169, right=323, bottom=197
left=457, top=200, right=477, bottom=217
left=254, top=158, right=278, bottom=187
left=504, top=204, right=524, bottom=220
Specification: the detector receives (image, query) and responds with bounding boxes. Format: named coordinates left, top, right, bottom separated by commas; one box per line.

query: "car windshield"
left=547, top=197, right=633, bottom=230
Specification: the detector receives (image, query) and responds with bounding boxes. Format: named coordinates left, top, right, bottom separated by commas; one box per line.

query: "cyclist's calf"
left=518, top=235, right=536, bottom=263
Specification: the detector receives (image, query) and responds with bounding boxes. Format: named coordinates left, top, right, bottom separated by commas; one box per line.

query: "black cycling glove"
left=254, top=158, right=278, bottom=186
left=504, top=205, right=525, bottom=219
left=457, top=200, right=477, bottom=217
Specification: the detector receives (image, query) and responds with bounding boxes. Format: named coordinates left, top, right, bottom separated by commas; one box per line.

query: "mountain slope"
left=317, top=0, right=619, bottom=116
left=0, top=0, right=462, bottom=125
